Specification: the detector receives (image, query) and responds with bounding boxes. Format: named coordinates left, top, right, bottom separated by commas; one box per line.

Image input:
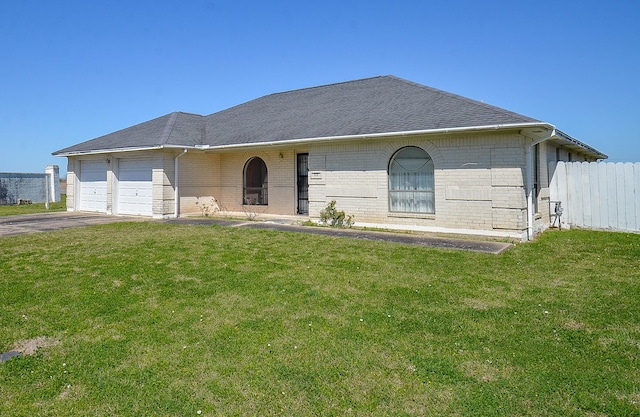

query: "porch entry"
left=297, top=153, right=309, bottom=214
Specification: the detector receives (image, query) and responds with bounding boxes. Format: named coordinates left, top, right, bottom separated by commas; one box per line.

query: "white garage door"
left=79, top=161, right=107, bottom=212
left=117, top=159, right=153, bottom=216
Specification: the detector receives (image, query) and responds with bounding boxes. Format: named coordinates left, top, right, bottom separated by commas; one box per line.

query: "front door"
left=297, top=153, right=309, bottom=214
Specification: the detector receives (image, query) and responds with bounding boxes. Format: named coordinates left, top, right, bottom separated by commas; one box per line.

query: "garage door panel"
left=117, top=159, right=153, bottom=216
left=79, top=161, right=107, bottom=212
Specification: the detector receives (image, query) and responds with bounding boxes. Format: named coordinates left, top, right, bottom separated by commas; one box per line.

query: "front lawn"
left=0, top=224, right=638, bottom=416
left=0, top=195, right=66, bottom=216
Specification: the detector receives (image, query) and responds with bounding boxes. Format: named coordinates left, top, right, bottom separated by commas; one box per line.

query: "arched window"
left=388, top=146, right=434, bottom=214
left=244, top=157, right=268, bottom=205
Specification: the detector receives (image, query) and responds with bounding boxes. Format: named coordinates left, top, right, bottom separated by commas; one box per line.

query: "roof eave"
left=554, top=130, right=607, bottom=160
left=520, top=126, right=607, bottom=160
left=52, top=144, right=199, bottom=157
left=52, top=123, right=607, bottom=160
left=199, top=122, right=554, bottom=151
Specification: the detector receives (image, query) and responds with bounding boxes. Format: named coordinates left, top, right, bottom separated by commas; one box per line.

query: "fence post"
left=45, top=174, right=49, bottom=209
left=635, top=163, right=640, bottom=231
left=624, top=163, right=636, bottom=230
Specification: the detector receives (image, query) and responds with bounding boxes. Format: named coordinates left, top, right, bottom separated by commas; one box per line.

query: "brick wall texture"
left=64, top=132, right=594, bottom=237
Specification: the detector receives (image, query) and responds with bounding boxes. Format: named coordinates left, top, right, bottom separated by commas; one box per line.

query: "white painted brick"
left=65, top=129, right=601, bottom=237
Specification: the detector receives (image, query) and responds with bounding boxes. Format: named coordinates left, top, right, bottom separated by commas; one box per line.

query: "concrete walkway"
left=0, top=212, right=512, bottom=254
left=165, top=217, right=513, bottom=254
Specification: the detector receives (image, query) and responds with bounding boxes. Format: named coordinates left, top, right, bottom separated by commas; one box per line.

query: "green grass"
left=0, top=195, right=66, bottom=216
left=0, top=223, right=638, bottom=416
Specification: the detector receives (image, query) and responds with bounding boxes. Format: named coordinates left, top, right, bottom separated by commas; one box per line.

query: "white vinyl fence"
left=549, top=161, right=640, bottom=232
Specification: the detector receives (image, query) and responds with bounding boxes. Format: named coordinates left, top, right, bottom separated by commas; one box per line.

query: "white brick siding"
left=308, top=132, right=530, bottom=236
left=177, top=152, right=219, bottom=215
left=64, top=131, right=598, bottom=239
left=65, top=159, right=77, bottom=211
left=217, top=149, right=299, bottom=215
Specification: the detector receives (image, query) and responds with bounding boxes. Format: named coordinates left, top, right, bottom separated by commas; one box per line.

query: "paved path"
left=0, top=212, right=142, bottom=238
left=0, top=212, right=512, bottom=254
left=165, top=218, right=513, bottom=254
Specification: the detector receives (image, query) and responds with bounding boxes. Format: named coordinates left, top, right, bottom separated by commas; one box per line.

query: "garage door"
left=79, top=161, right=107, bottom=212
left=117, top=159, right=153, bottom=216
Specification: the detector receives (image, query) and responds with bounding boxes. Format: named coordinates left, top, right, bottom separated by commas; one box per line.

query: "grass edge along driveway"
left=0, top=195, right=66, bottom=216
left=1, top=222, right=638, bottom=416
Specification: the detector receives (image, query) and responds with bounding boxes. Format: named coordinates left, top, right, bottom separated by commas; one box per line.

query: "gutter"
left=53, top=122, right=606, bottom=159
left=555, top=130, right=607, bottom=159
left=53, top=122, right=553, bottom=156
left=525, top=127, right=556, bottom=240
left=52, top=145, right=168, bottom=157
left=174, top=149, right=188, bottom=218
left=192, top=122, right=554, bottom=152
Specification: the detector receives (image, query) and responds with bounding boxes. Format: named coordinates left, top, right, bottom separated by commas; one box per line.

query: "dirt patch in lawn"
left=13, top=336, right=59, bottom=355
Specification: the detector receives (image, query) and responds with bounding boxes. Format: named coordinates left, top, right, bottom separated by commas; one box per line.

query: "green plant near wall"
left=319, top=200, right=354, bottom=228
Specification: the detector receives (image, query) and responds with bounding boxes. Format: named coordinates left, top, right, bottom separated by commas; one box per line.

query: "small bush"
left=319, top=200, right=354, bottom=228
left=195, top=198, right=219, bottom=217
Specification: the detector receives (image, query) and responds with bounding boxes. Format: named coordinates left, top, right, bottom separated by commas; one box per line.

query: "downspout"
left=525, top=128, right=556, bottom=240
left=174, top=149, right=188, bottom=218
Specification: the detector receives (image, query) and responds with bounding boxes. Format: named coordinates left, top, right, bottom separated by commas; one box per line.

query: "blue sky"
left=1, top=0, right=639, bottom=177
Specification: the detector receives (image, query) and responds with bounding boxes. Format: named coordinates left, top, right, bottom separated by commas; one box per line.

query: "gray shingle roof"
left=53, top=112, right=204, bottom=155
left=55, top=76, right=595, bottom=156
left=202, top=76, right=540, bottom=147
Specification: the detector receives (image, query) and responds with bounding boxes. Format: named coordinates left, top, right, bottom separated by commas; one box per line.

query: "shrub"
left=195, top=198, right=219, bottom=217
left=319, top=200, right=354, bottom=228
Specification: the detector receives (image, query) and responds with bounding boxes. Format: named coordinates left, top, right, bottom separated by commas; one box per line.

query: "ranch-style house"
left=53, top=76, right=606, bottom=240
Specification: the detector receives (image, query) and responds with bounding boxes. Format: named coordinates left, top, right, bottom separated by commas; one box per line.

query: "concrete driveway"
left=0, top=212, right=144, bottom=238
left=1, top=212, right=512, bottom=254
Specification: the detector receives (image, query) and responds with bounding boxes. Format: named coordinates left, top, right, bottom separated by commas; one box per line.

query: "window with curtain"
left=243, top=157, right=268, bottom=205
left=388, top=146, right=434, bottom=214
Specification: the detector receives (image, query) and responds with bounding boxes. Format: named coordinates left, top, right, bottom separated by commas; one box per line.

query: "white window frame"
left=388, top=146, right=435, bottom=214
left=243, top=157, right=268, bottom=205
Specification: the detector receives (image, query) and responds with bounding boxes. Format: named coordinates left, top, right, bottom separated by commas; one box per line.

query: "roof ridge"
left=270, top=75, right=386, bottom=96
left=159, top=112, right=179, bottom=144
left=160, top=111, right=206, bottom=146
left=388, top=76, right=539, bottom=121
left=220, top=75, right=536, bottom=122
left=173, top=110, right=204, bottom=117
left=204, top=76, right=389, bottom=117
